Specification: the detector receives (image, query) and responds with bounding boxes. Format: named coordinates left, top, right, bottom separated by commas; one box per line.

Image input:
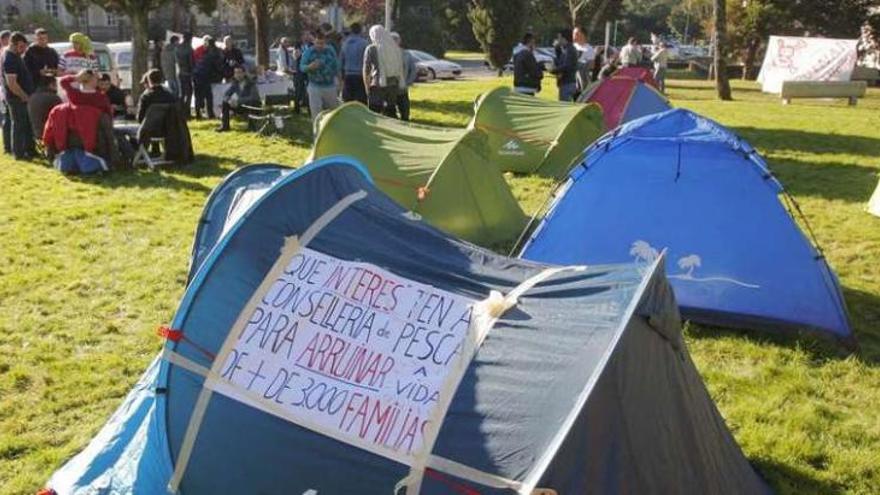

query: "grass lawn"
left=0, top=74, right=879, bottom=494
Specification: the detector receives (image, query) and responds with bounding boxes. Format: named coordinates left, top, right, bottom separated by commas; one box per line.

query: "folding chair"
left=132, top=137, right=173, bottom=170
left=242, top=94, right=294, bottom=136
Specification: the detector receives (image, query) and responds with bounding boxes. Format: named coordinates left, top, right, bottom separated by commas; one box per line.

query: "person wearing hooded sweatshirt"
left=363, top=24, right=404, bottom=118
left=58, top=33, right=99, bottom=76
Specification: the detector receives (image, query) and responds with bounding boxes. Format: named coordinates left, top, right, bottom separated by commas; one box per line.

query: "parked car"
left=503, top=45, right=555, bottom=72
left=49, top=41, right=119, bottom=87
left=408, top=50, right=462, bottom=80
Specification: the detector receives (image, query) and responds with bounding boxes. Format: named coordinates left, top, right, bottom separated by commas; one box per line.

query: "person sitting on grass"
left=136, top=69, right=177, bottom=123
left=216, top=65, right=260, bottom=133
left=27, top=76, right=61, bottom=140
left=97, top=73, right=127, bottom=117
left=59, top=69, right=111, bottom=116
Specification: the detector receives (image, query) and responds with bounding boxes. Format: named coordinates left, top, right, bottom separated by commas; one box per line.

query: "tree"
left=713, top=0, right=732, bottom=100
left=468, top=0, right=528, bottom=75
left=62, top=0, right=215, bottom=100
left=567, top=0, right=624, bottom=38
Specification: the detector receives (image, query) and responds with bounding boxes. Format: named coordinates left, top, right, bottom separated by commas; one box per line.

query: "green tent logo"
left=499, top=139, right=525, bottom=156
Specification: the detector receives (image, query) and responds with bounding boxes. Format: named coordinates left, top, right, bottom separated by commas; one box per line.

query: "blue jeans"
left=559, top=82, right=577, bottom=102
left=2, top=100, right=11, bottom=154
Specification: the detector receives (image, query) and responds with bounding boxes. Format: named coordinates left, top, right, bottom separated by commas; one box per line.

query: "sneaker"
left=215, top=126, right=230, bottom=133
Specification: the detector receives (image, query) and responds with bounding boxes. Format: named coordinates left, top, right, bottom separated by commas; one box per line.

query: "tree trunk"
left=130, top=8, right=150, bottom=102
left=713, top=0, right=732, bottom=100
left=289, top=0, right=302, bottom=38
left=171, top=0, right=181, bottom=32
left=742, top=37, right=759, bottom=80
left=587, top=0, right=613, bottom=41
left=252, top=0, right=270, bottom=67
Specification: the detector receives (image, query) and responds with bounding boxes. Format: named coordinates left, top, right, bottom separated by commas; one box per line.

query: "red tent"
left=579, top=76, right=670, bottom=129
left=613, top=67, right=659, bottom=88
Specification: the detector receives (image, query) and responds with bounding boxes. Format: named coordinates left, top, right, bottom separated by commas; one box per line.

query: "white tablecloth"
left=209, top=78, right=294, bottom=115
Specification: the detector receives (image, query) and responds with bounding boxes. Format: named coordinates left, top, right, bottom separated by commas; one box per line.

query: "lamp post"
left=385, top=0, right=393, bottom=30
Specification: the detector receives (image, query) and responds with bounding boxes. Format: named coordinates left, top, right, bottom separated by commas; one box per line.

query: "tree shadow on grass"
left=409, top=99, right=476, bottom=127
left=68, top=154, right=248, bottom=194
left=752, top=458, right=846, bottom=495
left=732, top=126, right=880, bottom=159
left=768, top=158, right=877, bottom=204
left=686, top=284, right=880, bottom=367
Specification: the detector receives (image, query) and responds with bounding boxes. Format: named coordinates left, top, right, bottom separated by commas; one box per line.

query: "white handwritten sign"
left=757, top=36, right=858, bottom=93
left=210, top=247, right=475, bottom=463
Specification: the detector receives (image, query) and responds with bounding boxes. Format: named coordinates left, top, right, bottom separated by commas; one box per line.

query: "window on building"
left=44, top=0, right=59, bottom=18
left=106, top=11, right=117, bottom=26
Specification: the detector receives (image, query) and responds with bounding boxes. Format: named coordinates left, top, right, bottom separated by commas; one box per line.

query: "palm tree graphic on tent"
left=630, top=240, right=660, bottom=262
left=629, top=239, right=759, bottom=289
left=677, top=255, right=702, bottom=277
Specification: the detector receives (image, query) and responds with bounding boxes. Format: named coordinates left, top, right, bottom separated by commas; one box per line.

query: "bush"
left=396, top=1, right=446, bottom=58
left=10, top=12, right=69, bottom=41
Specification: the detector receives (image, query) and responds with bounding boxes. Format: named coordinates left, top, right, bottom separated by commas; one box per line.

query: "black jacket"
left=222, top=47, right=245, bottom=80
left=138, top=103, right=193, bottom=165
left=194, top=47, right=224, bottom=84
left=552, top=43, right=578, bottom=86
left=513, top=48, right=542, bottom=91
left=137, top=86, right=178, bottom=122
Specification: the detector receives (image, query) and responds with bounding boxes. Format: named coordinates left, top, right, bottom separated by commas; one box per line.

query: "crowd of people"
left=0, top=29, right=194, bottom=169
left=512, top=28, right=672, bottom=101
left=271, top=22, right=418, bottom=125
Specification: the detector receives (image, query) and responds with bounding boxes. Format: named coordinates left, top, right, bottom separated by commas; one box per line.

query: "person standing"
left=300, top=31, right=339, bottom=122
left=513, top=33, right=542, bottom=96
left=619, top=37, right=641, bottom=67
left=176, top=33, right=194, bottom=113
left=651, top=41, right=670, bottom=93
left=294, top=33, right=313, bottom=114
left=572, top=27, right=594, bottom=95
left=551, top=29, right=578, bottom=102
left=193, top=37, right=223, bottom=119
left=221, top=35, right=244, bottom=82
left=276, top=37, right=296, bottom=77
left=1, top=30, right=13, bottom=155
left=363, top=25, right=403, bottom=118
left=24, top=28, right=59, bottom=89
left=2, top=32, right=36, bottom=159
left=58, top=32, right=99, bottom=76
left=161, top=36, right=180, bottom=97
left=340, top=23, right=368, bottom=104
left=390, top=32, right=417, bottom=121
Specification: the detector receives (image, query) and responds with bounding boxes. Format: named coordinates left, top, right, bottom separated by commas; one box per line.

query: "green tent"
left=311, top=102, right=527, bottom=246
left=471, top=87, right=605, bottom=178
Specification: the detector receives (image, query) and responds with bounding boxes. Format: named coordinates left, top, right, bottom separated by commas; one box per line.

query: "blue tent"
left=48, top=157, right=768, bottom=494
left=521, top=109, right=853, bottom=346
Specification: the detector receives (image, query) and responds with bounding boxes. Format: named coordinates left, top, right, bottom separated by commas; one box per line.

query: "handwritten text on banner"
left=211, top=247, right=475, bottom=462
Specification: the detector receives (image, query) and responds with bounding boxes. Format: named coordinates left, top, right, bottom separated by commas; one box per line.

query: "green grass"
left=0, top=77, right=878, bottom=494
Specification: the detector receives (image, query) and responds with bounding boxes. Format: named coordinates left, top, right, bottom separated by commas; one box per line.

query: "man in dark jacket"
left=216, top=65, right=260, bottom=132
left=551, top=29, right=578, bottom=101
left=23, top=28, right=59, bottom=88
left=2, top=32, right=37, bottom=159
left=221, top=35, right=244, bottom=81
left=137, top=69, right=177, bottom=122
left=176, top=33, right=195, bottom=114
left=513, top=33, right=542, bottom=95
left=193, top=37, right=224, bottom=119
left=27, top=75, right=61, bottom=139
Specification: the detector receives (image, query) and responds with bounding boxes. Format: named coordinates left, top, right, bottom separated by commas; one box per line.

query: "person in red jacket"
left=59, top=69, right=111, bottom=116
